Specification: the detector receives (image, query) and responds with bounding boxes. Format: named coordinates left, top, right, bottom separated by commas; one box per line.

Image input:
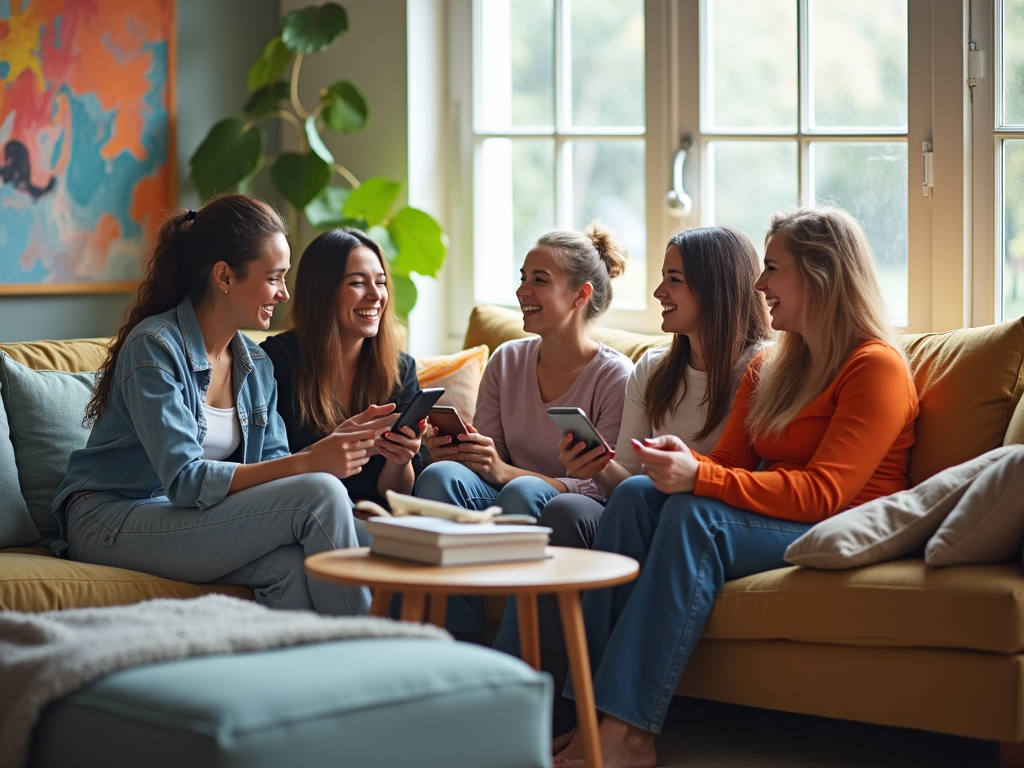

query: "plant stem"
left=273, top=110, right=307, bottom=151
left=290, top=53, right=310, bottom=119
left=332, top=164, right=361, bottom=188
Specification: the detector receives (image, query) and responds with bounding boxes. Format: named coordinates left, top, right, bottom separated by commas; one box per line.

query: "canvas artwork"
left=0, top=0, right=175, bottom=293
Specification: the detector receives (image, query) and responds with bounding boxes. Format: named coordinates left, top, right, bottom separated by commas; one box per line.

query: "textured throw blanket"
left=0, top=595, right=451, bottom=768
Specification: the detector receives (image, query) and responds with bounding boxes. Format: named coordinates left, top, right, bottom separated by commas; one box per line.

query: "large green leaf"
left=244, top=81, right=290, bottom=119
left=390, top=272, right=418, bottom=322
left=367, top=225, right=397, bottom=259
left=387, top=206, right=446, bottom=277
left=305, top=186, right=357, bottom=228
left=343, top=177, right=402, bottom=227
left=247, top=37, right=291, bottom=91
left=271, top=152, right=331, bottom=210
left=190, top=119, right=266, bottom=200
left=282, top=3, right=348, bottom=54
left=304, top=116, right=334, bottom=165
left=321, top=80, right=370, bottom=133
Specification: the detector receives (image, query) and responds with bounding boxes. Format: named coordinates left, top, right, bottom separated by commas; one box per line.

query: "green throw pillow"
left=0, top=353, right=97, bottom=545
left=0, top=381, right=40, bottom=548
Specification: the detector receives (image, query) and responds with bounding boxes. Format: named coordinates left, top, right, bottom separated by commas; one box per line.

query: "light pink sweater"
left=472, top=337, right=633, bottom=501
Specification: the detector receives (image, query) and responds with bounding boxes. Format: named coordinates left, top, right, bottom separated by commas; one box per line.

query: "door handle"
left=666, top=136, right=693, bottom=218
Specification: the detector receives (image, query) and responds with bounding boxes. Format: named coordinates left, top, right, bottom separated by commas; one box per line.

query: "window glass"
left=1002, top=0, right=1024, bottom=126
left=1002, top=140, right=1024, bottom=320
left=570, top=0, right=645, bottom=128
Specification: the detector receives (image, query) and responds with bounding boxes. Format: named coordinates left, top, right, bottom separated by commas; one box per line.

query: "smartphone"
left=392, top=388, right=446, bottom=434
left=429, top=405, right=469, bottom=441
left=547, top=406, right=611, bottom=454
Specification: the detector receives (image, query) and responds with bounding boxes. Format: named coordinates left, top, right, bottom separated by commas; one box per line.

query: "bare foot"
left=553, top=715, right=657, bottom=768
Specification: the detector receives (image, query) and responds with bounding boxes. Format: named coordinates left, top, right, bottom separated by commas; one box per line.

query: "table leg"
left=557, top=590, right=602, bottom=768
left=427, top=592, right=448, bottom=628
left=517, top=592, right=541, bottom=671
left=401, top=591, right=428, bottom=622
left=369, top=588, right=393, bottom=618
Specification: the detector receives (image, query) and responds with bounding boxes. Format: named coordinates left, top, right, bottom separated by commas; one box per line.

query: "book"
left=371, top=536, right=550, bottom=566
left=366, top=515, right=552, bottom=566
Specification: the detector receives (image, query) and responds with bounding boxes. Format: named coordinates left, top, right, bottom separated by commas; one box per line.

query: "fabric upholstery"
left=0, top=388, right=39, bottom=549
left=1006, top=395, right=1024, bottom=446
left=415, top=345, right=489, bottom=423
left=0, top=338, right=109, bottom=373
left=0, top=550, right=253, bottom=611
left=0, top=354, right=96, bottom=543
left=30, top=638, right=551, bottom=768
left=901, top=317, right=1024, bottom=486
left=462, top=304, right=670, bottom=362
left=925, top=445, right=1024, bottom=566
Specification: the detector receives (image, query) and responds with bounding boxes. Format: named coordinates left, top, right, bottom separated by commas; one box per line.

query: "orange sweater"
left=694, top=340, right=919, bottom=524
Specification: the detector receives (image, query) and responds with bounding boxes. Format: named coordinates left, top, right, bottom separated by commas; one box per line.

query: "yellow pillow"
left=0, top=338, right=110, bottom=373
left=902, top=317, right=1024, bottom=486
left=415, top=345, right=489, bottom=424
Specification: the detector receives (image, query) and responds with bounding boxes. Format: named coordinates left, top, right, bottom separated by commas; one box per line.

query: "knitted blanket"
left=0, top=595, right=451, bottom=768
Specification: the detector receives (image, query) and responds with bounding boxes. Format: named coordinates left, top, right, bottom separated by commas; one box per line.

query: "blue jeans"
left=66, top=473, right=371, bottom=616
left=413, top=460, right=561, bottom=632
left=566, top=476, right=812, bottom=733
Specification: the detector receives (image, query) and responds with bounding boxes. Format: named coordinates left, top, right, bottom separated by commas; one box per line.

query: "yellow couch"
left=3, top=305, right=1024, bottom=759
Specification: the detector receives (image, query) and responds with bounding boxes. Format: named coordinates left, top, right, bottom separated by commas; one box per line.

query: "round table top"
left=305, top=546, right=639, bottom=595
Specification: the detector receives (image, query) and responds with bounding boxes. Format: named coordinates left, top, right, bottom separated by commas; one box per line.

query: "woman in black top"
left=261, top=229, right=423, bottom=507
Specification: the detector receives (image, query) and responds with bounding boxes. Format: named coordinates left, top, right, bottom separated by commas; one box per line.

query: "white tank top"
left=201, top=403, right=241, bottom=460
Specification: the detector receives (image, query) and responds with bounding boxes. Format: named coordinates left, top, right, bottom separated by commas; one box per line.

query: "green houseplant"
left=188, top=2, right=445, bottom=323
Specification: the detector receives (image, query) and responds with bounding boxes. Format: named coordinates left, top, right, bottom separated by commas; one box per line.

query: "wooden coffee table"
left=306, top=546, right=639, bottom=768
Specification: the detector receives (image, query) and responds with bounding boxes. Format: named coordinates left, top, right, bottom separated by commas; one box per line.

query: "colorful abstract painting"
left=0, top=0, right=174, bottom=293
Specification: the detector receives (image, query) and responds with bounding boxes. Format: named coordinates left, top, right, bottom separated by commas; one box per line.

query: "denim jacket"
left=52, top=297, right=290, bottom=539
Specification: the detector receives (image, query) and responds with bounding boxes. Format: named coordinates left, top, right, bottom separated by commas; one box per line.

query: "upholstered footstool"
left=29, top=638, right=551, bottom=768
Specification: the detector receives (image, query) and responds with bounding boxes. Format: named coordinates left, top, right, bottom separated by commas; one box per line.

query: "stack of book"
left=366, top=515, right=552, bottom=566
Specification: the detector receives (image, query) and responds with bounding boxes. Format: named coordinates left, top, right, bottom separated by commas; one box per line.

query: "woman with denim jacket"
left=52, top=195, right=376, bottom=616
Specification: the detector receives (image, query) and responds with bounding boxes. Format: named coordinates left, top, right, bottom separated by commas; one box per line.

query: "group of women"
left=54, top=193, right=919, bottom=768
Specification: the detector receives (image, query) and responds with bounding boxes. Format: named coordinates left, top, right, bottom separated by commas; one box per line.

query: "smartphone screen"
left=393, top=388, right=446, bottom=433
left=429, top=405, right=468, bottom=440
left=547, top=407, right=611, bottom=453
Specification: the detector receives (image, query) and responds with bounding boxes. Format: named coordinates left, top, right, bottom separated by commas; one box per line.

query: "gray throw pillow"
left=0, top=353, right=97, bottom=544
left=0, top=384, right=40, bottom=548
left=924, top=445, right=1024, bottom=566
left=784, top=446, right=1016, bottom=569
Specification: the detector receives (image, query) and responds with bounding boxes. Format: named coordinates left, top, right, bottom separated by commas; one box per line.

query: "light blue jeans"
left=413, top=460, right=561, bottom=632
left=66, top=473, right=371, bottom=616
left=566, top=476, right=812, bottom=733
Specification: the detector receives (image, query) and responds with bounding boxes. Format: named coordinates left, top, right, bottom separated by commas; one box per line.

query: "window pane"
left=570, top=140, right=646, bottom=309
left=808, top=0, right=907, bottom=131
left=1002, top=0, right=1024, bottom=126
left=705, top=0, right=797, bottom=132
left=475, top=139, right=555, bottom=305
left=1002, top=141, right=1024, bottom=320
left=570, top=0, right=644, bottom=128
left=707, top=141, right=798, bottom=249
left=812, top=142, right=909, bottom=326
left=479, top=0, right=554, bottom=130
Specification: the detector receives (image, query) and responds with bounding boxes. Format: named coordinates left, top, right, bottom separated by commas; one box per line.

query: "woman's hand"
left=631, top=435, right=699, bottom=494
left=557, top=433, right=614, bottom=479
left=375, top=419, right=426, bottom=466
left=307, top=428, right=378, bottom=479
left=425, top=424, right=462, bottom=464
left=452, top=424, right=511, bottom=486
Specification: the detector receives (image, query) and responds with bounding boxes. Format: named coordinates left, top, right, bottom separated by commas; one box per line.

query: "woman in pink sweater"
left=414, top=223, right=634, bottom=639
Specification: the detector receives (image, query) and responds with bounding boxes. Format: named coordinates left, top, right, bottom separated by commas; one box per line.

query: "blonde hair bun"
left=585, top=220, right=628, bottom=280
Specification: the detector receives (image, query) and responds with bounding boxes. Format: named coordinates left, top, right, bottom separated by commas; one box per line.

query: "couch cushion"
left=0, top=551, right=252, bottom=611
left=901, top=317, right=1024, bottom=486
left=0, top=389, right=39, bottom=549
left=701, top=559, right=1024, bottom=654
left=463, top=304, right=670, bottom=362
left=0, top=338, right=109, bottom=373
left=0, top=353, right=97, bottom=544
left=30, top=639, right=550, bottom=768
left=416, top=345, right=489, bottom=423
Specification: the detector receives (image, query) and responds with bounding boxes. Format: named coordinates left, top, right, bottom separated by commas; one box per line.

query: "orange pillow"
left=415, top=345, right=489, bottom=424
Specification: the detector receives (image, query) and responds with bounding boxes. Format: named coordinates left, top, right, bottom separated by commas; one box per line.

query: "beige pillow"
left=415, top=345, right=489, bottom=424
left=924, top=445, right=1024, bottom=566
left=784, top=446, right=1016, bottom=569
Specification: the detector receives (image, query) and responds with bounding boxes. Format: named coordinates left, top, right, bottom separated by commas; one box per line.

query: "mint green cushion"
left=0, top=353, right=96, bottom=544
left=0, top=391, right=39, bottom=548
left=30, top=639, right=551, bottom=768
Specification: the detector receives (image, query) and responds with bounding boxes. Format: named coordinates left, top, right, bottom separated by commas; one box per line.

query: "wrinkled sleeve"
left=262, top=377, right=291, bottom=462
left=115, top=335, right=236, bottom=508
left=471, top=349, right=509, bottom=463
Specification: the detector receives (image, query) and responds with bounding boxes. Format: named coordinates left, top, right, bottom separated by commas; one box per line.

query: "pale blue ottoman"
left=29, top=638, right=551, bottom=768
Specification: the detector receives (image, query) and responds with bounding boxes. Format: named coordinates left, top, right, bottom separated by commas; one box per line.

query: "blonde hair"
left=536, top=220, right=627, bottom=320
left=746, top=206, right=900, bottom=440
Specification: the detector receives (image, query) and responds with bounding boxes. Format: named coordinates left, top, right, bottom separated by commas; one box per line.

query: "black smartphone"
left=547, top=406, right=611, bottom=454
left=392, top=388, right=446, bottom=434
left=429, top=405, right=470, bottom=441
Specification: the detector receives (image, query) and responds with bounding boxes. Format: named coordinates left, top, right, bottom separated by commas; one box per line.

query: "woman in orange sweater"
left=552, top=207, right=919, bottom=768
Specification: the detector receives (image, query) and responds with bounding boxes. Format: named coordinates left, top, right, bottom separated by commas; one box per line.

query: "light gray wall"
left=0, top=0, right=281, bottom=342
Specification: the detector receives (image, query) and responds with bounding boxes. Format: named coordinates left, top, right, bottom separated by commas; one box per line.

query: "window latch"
left=666, top=135, right=693, bottom=218
left=922, top=142, right=934, bottom=198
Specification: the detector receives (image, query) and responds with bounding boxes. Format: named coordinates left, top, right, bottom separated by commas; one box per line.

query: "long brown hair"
left=85, top=195, right=287, bottom=425
left=645, top=227, right=770, bottom=441
left=290, top=228, right=402, bottom=439
left=536, top=221, right=627, bottom=320
left=746, top=207, right=899, bottom=440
